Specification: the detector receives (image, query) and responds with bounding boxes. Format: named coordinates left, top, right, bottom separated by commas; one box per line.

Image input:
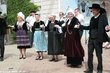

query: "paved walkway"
left=0, top=38, right=110, bottom=73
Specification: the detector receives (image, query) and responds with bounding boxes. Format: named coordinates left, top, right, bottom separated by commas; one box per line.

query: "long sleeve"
left=13, top=24, right=18, bottom=32
left=32, top=21, right=45, bottom=32
left=32, top=22, right=36, bottom=32
left=59, top=21, right=65, bottom=26
left=45, top=20, right=58, bottom=31
left=67, top=17, right=80, bottom=30
left=79, top=17, right=94, bottom=30
left=3, top=19, right=7, bottom=34
left=80, top=25, right=90, bottom=30
left=97, top=14, right=109, bottom=42
left=79, top=17, right=96, bottom=30
left=45, top=20, right=50, bottom=31
left=23, top=22, right=28, bottom=32
left=62, top=18, right=79, bottom=33
left=0, top=18, right=7, bottom=35
left=13, top=22, right=28, bottom=32
left=98, top=14, right=107, bottom=34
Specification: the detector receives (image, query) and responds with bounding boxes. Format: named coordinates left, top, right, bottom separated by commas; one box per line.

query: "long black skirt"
left=67, top=57, right=83, bottom=66
left=64, top=31, right=84, bottom=66
left=48, top=32, right=62, bottom=55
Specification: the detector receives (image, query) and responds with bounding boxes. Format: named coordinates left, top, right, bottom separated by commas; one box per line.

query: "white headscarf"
left=17, top=12, right=25, bottom=20
left=17, top=12, right=25, bottom=26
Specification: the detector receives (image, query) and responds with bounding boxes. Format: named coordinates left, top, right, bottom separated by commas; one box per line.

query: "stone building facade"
left=32, top=0, right=110, bottom=23
left=0, top=0, right=7, bottom=15
left=31, top=0, right=64, bottom=21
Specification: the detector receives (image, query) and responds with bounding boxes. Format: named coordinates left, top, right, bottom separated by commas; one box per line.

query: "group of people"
left=13, top=8, right=85, bottom=64
left=0, top=3, right=110, bottom=73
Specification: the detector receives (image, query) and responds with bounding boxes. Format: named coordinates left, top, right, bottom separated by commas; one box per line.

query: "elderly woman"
left=13, top=12, right=30, bottom=59
left=45, top=14, right=62, bottom=62
left=62, top=10, right=84, bottom=67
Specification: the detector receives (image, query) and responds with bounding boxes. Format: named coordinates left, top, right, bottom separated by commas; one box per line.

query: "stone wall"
left=31, top=0, right=61, bottom=21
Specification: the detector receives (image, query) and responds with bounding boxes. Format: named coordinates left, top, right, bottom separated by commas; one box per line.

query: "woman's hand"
left=105, top=25, right=110, bottom=31
left=40, top=25, right=45, bottom=28
left=74, top=24, right=80, bottom=29
left=54, top=25, right=60, bottom=28
left=54, top=25, right=62, bottom=33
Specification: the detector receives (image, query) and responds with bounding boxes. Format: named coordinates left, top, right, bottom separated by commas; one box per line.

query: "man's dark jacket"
left=0, top=17, right=7, bottom=35
left=81, top=14, right=109, bottom=43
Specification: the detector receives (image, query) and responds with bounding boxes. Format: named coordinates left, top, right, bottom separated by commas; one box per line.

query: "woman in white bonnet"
left=45, top=14, right=62, bottom=62
left=13, top=12, right=30, bottom=59
left=62, top=9, right=84, bottom=67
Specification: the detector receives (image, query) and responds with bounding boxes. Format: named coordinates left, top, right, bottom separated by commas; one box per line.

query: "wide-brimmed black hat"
left=100, top=7, right=106, bottom=14
left=89, top=4, right=101, bottom=9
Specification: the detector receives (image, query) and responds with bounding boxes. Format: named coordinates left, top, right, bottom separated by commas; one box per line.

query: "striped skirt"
left=16, top=29, right=30, bottom=49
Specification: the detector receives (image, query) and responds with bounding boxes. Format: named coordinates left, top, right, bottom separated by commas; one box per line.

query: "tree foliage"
left=7, top=0, right=39, bottom=25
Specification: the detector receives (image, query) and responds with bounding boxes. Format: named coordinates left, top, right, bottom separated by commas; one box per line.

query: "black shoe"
left=23, top=57, right=26, bottom=59
left=71, top=65, right=82, bottom=68
left=97, top=70, right=102, bottom=73
left=84, top=69, right=93, bottom=73
left=49, top=58, right=55, bottom=61
left=0, top=57, right=4, bottom=61
left=39, top=56, right=43, bottom=60
left=35, top=56, right=40, bottom=60
left=19, top=56, right=23, bottom=59
left=54, top=59, right=59, bottom=62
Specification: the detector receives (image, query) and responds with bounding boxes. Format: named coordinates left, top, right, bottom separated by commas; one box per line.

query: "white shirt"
left=67, top=19, right=71, bottom=25
left=94, top=14, right=100, bottom=19
left=26, top=16, right=36, bottom=27
left=76, top=14, right=85, bottom=25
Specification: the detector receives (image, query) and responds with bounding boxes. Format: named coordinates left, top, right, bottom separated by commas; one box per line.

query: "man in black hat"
left=82, top=4, right=109, bottom=73
left=0, top=10, right=7, bottom=61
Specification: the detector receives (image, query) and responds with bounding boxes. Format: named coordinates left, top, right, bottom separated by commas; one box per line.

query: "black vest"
left=90, top=15, right=100, bottom=39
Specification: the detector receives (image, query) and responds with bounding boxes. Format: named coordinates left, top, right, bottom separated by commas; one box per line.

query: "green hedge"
left=7, top=0, right=39, bottom=25
left=7, top=0, right=39, bottom=43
